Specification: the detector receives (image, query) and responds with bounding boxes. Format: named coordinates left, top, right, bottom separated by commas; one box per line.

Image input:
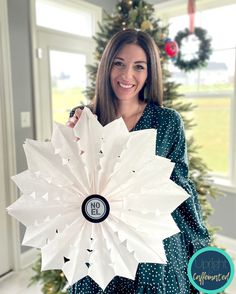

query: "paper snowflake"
left=7, top=107, right=189, bottom=289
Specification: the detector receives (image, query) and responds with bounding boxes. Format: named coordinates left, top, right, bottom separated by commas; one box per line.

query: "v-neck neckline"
left=130, top=102, right=150, bottom=132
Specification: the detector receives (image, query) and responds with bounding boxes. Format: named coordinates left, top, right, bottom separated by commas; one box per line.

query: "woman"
left=67, top=29, right=210, bottom=294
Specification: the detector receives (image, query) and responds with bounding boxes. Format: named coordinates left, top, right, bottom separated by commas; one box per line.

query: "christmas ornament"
left=141, top=20, right=153, bottom=31
left=164, top=38, right=179, bottom=58
left=7, top=107, right=189, bottom=289
left=174, top=27, right=212, bottom=71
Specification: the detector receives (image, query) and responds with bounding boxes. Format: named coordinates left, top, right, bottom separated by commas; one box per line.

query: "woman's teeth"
left=119, top=82, right=133, bottom=89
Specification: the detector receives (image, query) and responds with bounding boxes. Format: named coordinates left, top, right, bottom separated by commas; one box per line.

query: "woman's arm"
left=166, top=111, right=210, bottom=254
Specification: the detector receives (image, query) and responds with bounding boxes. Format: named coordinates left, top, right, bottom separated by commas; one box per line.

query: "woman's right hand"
left=66, top=108, right=82, bottom=128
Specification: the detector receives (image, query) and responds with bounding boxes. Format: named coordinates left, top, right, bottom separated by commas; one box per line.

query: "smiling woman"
left=67, top=29, right=210, bottom=294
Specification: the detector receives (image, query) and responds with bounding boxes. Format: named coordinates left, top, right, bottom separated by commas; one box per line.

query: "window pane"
left=201, top=4, right=236, bottom=49
left=36, top=0, right=93, bottom=37
left=186, top=96, right=230, bottom=176
left=168, top=4, right=236, bottom=177
left=169, top=4, right=236, bottom=49
left=169, top=50, right=234, bottom=176
left=168, top=13, right=201, bottom=39
left=49, top=50, right=87, bottom=124
left=170, top=49, right=235, bottom=95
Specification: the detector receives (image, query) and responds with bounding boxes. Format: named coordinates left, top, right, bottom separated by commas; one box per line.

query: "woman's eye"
left=113, top=61, right=123, bottom=67
left=135, top=64, right=145, bottom=71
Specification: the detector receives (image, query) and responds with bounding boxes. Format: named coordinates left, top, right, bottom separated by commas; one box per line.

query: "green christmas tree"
left=30, top=1, right=221, bottom=293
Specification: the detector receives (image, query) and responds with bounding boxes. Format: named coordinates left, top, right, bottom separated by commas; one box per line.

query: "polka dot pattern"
left=68, top=102, right=210, bottom=293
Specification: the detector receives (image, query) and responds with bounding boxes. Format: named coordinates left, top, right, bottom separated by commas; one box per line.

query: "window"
left=32, top=0, right=101, bottom=141
left=36, top=0, right=97, bottom=37
left=165, top=3, right=236, bottom=187
left=49, top=50, right=87, bottom=124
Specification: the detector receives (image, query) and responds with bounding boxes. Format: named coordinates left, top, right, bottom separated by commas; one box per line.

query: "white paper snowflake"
left=7, top=107, right=189, bottom=289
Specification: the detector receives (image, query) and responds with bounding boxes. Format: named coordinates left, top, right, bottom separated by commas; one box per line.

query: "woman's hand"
left=66, top=108, right=82, bottom=128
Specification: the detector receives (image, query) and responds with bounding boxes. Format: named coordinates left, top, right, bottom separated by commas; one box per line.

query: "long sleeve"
left=165, top=111, right=210, bottom=254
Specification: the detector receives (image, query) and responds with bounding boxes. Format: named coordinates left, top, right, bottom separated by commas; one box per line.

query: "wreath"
left=174, top=27, right=212, bottom=72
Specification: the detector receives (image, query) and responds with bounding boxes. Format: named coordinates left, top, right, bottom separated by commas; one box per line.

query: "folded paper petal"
left=7, top=107, right=190, bottom=290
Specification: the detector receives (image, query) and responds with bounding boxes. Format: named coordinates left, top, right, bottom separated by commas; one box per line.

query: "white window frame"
left=35, top=0, right=101, bottom=38
left=155, top=0, right=236, bottom=193
left=30, top=0, right=102, bottom=141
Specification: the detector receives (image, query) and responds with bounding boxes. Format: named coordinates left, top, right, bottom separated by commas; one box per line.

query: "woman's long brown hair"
left=93, top=29, right=163, bottom=126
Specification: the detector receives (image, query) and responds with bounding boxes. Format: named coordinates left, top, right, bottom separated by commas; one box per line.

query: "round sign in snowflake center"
left=82, top=195, right=110, bottom=223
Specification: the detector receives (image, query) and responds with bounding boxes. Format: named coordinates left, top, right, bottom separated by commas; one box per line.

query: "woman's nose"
left=121, top=65, right=133, bottom=80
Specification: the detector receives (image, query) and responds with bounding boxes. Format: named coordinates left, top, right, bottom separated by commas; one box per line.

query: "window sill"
left=212, top=177, right=236, bottom=194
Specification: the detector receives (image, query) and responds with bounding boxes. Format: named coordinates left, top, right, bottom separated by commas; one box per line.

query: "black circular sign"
left=81, top=194, right=110, bottom=223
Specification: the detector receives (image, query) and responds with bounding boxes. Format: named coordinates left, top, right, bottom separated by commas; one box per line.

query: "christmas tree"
left=30, top=1, right=221, bottom=293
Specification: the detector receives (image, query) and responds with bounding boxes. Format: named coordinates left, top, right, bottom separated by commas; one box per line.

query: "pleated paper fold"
left=7, top=107, right=189, bottom=290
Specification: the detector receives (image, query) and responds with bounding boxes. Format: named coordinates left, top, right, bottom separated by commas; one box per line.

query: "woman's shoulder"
left=149, top=103, right=183, bottom=125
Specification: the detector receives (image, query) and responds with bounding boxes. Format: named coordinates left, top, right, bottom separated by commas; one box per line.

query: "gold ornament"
left=141, top=20, right=153, bottom=31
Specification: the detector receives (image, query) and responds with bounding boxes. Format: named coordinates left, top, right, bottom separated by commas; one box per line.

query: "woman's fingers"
left=66, top=117, right=77, bottom=128
left=74, top=108, right=82, bottom=119
left=66, top=107, right=97, bottom=128
left=66, top=108, right=82, bottom=128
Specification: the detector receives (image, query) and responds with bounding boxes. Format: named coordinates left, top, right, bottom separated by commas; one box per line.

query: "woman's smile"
left=118, top=81, right=135, bottom=89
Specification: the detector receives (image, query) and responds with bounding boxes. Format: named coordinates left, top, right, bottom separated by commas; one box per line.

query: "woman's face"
left=110, top=43, right=148, bottom=103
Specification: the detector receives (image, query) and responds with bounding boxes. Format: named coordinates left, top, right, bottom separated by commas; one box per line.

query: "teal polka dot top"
left=68, top=102, right=210, bottom=294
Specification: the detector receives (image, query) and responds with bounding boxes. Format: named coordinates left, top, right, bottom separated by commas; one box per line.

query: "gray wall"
left=209, top=191, right=236, bottom=239
left=6, top=0, right=236, bottom=255
left=8, top=0, right=35, bottom=173
left=86, top=0, right=117, bottom=13
left=8, top=0, right=35, bottom=253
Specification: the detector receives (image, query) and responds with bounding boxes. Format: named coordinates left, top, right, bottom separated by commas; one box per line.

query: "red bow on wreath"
left=188, top=0, right=196, bottom=33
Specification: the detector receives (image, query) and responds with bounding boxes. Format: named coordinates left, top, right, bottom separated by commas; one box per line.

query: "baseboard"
left=215, top=233, right=236, bottom=260
left=20, top=248, right=40, bottom=269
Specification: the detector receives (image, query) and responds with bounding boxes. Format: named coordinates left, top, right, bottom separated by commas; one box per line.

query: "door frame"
left=30, top=0, right=102, bottom=141
left=0, top=0, right=20, bottom=275
left=36, top=28, right=95, bottom=141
